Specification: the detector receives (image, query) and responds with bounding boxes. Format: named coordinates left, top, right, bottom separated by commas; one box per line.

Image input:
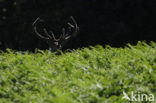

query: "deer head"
left=32, top=16, right=79, bottom=51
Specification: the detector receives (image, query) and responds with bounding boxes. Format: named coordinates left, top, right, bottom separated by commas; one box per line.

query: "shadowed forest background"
left=0, top=0, right=155, bottom=51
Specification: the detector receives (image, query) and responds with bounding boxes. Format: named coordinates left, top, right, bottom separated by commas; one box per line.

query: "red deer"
left=32, top=16, right=79, bottom=51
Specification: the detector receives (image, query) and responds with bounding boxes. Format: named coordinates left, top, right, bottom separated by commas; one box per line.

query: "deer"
left=32, top=16, right=79, bottom=52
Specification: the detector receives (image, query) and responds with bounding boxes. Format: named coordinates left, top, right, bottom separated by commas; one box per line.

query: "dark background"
left=0, top=0, right=155, bottom=51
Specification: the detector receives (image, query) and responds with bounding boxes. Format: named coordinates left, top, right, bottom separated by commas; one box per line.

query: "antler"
left=58, top=16, right=79, bottom=47
left=32, top=16, right=79, bottom=50
left=33, top=17, right=50, bottom=40
left=61, top=16, right=79, bottom=40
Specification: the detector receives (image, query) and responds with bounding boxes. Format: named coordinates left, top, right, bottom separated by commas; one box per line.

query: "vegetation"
left=0, top=41, right=156, bottom=103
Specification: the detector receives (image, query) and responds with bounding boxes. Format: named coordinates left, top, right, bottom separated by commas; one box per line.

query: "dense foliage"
left=0, top=41, right=156, bottom=103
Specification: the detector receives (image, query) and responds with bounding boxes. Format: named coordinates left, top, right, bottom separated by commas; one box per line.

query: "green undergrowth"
left=0, top=41, right=156, bottom=103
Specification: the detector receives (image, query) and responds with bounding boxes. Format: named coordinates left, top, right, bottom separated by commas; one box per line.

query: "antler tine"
left=56, top=28, right=65, bottom=40
left=51, top=28, right=64, bottom=41
left=33, top=18, right=49, bottom=40
left=32, top=17, right=44, bottom=26
left=67, top=22, right=74, bottom=28
left=43, top=28, right=52, bottom=39
left=33, top=27, right=49, bottom=40
left=70, top=16, right=78, bottom=28
left=67, top=16, right=79, bottom=32
left=49, top=30, right=58, bottom=41
left=62, top=28, right=71, bottom=40
left=32, top=17, right=39, bottom=26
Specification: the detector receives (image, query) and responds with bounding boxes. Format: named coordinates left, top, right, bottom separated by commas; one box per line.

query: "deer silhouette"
left=32, top=16, right=79, bottom=51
